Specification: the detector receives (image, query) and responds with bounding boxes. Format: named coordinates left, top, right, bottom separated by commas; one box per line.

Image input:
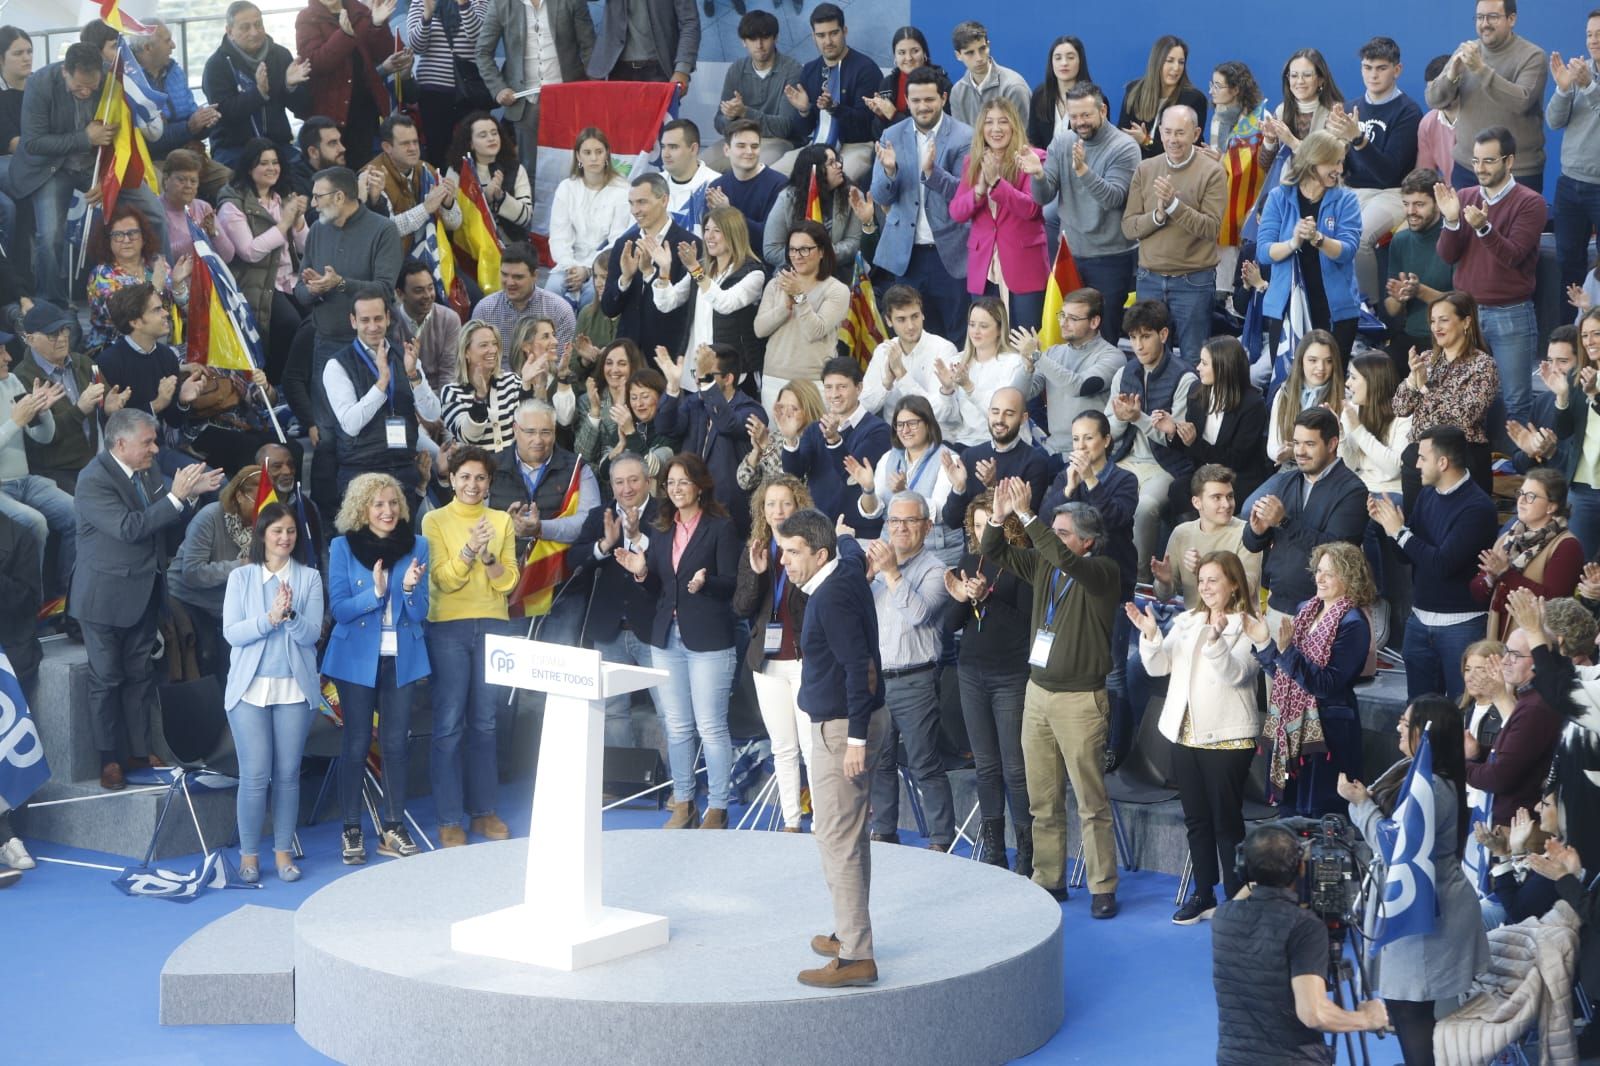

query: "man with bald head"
left=253, top=441, right=323, bottom=566
left=939, top=386, right=1053, bottom=528
left=1121, top=103, right=1226, bottom=367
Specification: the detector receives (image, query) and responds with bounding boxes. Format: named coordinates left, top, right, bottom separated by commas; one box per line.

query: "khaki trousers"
left=1022, top=682, right=1118, bottom=895
left=810, top=706, right=887, bottom=961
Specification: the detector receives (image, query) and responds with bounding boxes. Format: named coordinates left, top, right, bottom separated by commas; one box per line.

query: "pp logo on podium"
left=483, top=634, right=603, bottom=700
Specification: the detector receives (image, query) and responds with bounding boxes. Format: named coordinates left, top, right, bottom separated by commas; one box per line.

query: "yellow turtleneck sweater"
left=422, top=498, right=520, bottom=622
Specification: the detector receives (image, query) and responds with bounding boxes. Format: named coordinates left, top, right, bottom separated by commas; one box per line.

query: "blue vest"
left=1108, top=351, right=1194, bottom=476
left=332, top=341, right=417, bottom=470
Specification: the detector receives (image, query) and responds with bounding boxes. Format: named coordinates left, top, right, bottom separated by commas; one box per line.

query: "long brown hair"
left=1189, top=550, right=1256, bottom=617
left=1350, top=353, right=1399, bottom=440
left=1276, top=330, right=1344, bottom=442
left=1430, top=291, right=1490, bottom=362
left=1197, top=336, right=1250, bottom=415
left=653, top=453, right=729, bottom=531
left=1126, top=35, right=1195, bottom=124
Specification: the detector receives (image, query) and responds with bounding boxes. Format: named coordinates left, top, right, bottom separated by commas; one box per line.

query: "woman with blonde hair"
left=546, top=126, right=631, bottom=308
left=1131, top=550, right=1265, bottom=923
left=949, top=98, right=1049, bottom=331
left=1247, top=540, right=1374, bottom=818
left=440, top=319, right=543, bottom=449
left=732, top=474, right=816, bottom=831
left=1257, top=130, right=1363, bottom=360
left=651, top=205, right=767, bottom=390
left=322, top=472, right=430, bottom=865
left=739, top=379, right=823, bottom=489
left=935, top=296, right=1029, bottom=448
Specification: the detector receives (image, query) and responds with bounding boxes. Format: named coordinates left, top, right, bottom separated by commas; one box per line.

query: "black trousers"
left=1386, top=998, right=1437, bottom=1065
left=80, top=589, right=162, bottom=760
left=1169, top=742, right=1254, bottom=899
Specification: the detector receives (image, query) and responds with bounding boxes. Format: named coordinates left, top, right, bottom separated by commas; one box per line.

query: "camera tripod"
left=1324, top=918, right=1375, bottom=1066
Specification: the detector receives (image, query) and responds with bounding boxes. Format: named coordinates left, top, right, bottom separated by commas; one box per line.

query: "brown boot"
left=797, top=958, right=878, bottom=988
left=699, top=807, right=727, bottom=829
left=470, top=814, right=510, bottom=840
left=438, top=826, right=467, bottom=848
left=663, top=800, right=701, bottom=829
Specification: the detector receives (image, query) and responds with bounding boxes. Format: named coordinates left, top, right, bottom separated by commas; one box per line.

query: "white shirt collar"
left=801, top=556, right=840, bottom=596
left=1165, top=146, right=1198, bottom=170
left=260, top=562, right=292, bottom=584
left=1481, top=178, right=1516, bottom=205
left=1436, top=471, right=1471, bottom=496
left=837, top=403, right=866, bottom=431
left=991, top=435, right=1021, bottom=453
left=111, top=453, right=140, bottom=481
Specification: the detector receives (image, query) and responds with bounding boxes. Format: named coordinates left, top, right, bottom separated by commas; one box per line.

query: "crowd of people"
left=0, top=0, right=1599, bottom=1051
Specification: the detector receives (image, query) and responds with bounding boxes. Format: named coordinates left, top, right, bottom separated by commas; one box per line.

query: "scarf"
left=223, top=511, right=254, bottom=556
left=1502, top=517, right=1568, bottom=572
left=344, top=525, right=417, bottom=570
left=1266, top=595, right=1355, bottom=791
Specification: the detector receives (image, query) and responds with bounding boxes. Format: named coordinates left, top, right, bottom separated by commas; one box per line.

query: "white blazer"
left=1140, top=611, right=1264, bottom=746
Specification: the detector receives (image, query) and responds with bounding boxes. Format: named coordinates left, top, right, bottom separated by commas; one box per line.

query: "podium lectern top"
left=600, top=662, right=669, bottom=698
left=483, top=633, right=667, bottom=701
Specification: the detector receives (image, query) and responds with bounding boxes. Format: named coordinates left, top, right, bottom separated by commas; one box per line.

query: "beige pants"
left=1022, top=683, right=1118, bottom=895
left=810, top=706, right=888, bottom=961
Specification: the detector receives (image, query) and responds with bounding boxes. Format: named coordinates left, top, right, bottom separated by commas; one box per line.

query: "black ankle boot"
left=1013, top=822, right=1033, bottom=879
left=979, top=818, right=1009, bottom=869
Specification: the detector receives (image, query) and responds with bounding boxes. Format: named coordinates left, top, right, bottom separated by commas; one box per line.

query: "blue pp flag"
left=1373, top=730, right=1439, bottom=949
left=0, top=651, right=50, bottom=814
left=113, top=850, right=258, bottom=902
left=117, top=38, right=168, bottom=138
left=671, top=183, right=707, bottom=235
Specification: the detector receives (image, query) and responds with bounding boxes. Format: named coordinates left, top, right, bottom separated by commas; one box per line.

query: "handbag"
left=184, top=367, right=247, bottom=421
left=453, top=56, right=496, bottom=111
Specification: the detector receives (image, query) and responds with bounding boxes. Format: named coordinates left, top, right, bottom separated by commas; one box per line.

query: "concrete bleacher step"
left=18, top=774, right=239, bottom=862
left=160, top=904, right=297, bottom=1026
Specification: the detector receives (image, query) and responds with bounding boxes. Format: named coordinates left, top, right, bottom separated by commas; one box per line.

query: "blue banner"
left=0, top=651, right=49, bottom=814
left=113, top=850, right=258, bottom=902
left=1373, top=730, right=1439, bottom=949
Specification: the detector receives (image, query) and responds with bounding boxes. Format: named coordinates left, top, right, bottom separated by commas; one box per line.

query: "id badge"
left=1028, top=629, right=1055, bottom=668
left=764, top=623, right=784, bottom=654
left=385, top=417, right=407, bottom=450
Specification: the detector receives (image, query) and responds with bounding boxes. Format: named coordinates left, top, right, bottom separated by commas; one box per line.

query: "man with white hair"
left=128, top=19, right=231, bottom=199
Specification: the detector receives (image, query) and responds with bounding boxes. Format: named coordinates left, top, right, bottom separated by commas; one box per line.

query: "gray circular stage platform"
left=294, top=830, right=1063, bottom=1065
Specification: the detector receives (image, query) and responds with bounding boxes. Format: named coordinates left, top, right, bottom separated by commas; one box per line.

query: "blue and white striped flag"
left=188, top=219, right=265, bottom=371
left=116, top=38, right=167, bottom=140
left=1269, top=255, right=1313, bottom=399
left=671, top=183, right=707, bottom=235
left=813, top=64, right=841, bottom=148
left=0, top=651, right=49, bottom=814
left=1373, top=729, right=1438, bottom=949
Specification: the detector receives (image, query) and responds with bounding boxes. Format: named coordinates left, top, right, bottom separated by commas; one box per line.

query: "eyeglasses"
left=1474, top=12, right=1506, bottom=22
left=1060, top=312, right=1092, bottom=323
left=1471, top=155, right=1506, bottom=167
left=1503, top=650, right=1532, bottom=662
left=108, top=229, right=142, bottom=242
left=893, top=419, right=924, bottom=430
left=788, top=245, right=819, bottom=257
left=1516, top=491, right=1549, bottom=503
left=310, top=189, right=338, bottom=203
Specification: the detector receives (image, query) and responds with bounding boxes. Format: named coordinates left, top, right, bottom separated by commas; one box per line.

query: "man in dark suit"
left=780, top=357, right=891, bottom=530
left=587, top=0, right=699, bottom=92
left=475, top=0, right=595, bottom=175
left=778, top=507, right=886, bottom=989
left=657, top=343, right=765, bottom=536
left=72, top=409, right=223, bottom=790
left=567, top=453, right=660, bottom=746
left=601, top=174, right=700, bottom=356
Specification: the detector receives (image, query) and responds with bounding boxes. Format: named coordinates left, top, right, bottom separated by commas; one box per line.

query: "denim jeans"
left=870, top=667, right=956, bottom=845
left=989, top=284, right=1046, bottom=334
left=1555, top=174, right=1600, bottom=291
left=0, top=474, right=77, bottom=590
left=593, top=627, right=660, bottom=748
left=957, top=661, right=1030, bottom=826
left=541, top=272, right=596, bottom=312
left=1076, top=248, right=1138, bottom=344
left=337, top=657, right=415, bottom=828
left=651, top=625, right=735, bottom=808
left=1569, top=482, right=1600, bottom=560
left=1478, top=301, right=1537, bottom=427
left=1403, top=614, right=1486, bottom=703
left=30, top=172, right=168, bottom=306
left=1136, top=266, right=1213, bottom=364
left=426, top=618, right=511, bottom=828
left=226, top=698, right=314, bottom=855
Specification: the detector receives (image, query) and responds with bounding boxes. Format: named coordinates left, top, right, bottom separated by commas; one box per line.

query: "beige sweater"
left=752, top=275, right=851, bottom=383
left=1155, top=517, right=1263, bottom=606
left=1121, top=149, right=1226, bottom=275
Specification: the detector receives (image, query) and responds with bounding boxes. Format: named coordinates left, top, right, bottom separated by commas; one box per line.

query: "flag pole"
left=78, top=48, right=124, bottom=285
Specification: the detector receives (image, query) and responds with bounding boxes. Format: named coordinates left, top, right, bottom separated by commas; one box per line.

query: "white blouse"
left=935, top=351, right=1030, bottom=447
left=547, top=176, right=632, bottom=273
left=652, top=265, right=766, bottom=388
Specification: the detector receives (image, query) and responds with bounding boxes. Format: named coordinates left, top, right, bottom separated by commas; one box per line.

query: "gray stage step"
left=161, top=904, right=297, bottom=1026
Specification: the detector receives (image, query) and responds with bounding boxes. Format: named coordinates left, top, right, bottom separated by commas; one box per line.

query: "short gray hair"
left=514, top=397, right=556, bottom=425
left=886, top=490, right=929, bottom=520
left=105, top=408, right=159, bottom=446
left=1052, top=501, right=1104, bottom=547
left=225, top=2, right=260, bottom=28
left=609, top=451, right=648, bottom=479
left=125, top=18, right=167, bottom=54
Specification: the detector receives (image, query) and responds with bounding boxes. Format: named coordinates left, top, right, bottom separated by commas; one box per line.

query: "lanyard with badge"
left=1029, top=569, right=1073, bottom=668
left=764, top=541, right=788, bottom=654
left=354, top=340, right=407, bottom=450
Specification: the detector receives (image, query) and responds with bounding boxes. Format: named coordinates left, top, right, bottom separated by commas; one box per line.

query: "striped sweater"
left=405, top=0, right=485, bottom=91
left=441, top=371, right=527, bottom=450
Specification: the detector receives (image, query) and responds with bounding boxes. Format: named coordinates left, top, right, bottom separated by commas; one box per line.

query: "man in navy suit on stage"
left=778, top=507, right=886, bottom=988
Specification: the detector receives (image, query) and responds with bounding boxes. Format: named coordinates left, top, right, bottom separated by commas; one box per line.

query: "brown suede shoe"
left=470, top=814, right=510, bottom=840
left=797, top=958, right=878, bottom=988
left=782, top=826, right=803, bottom=833
left=438, top=826, right=467, bottom=848
left=100, top=762, right=126, bottom=791
left=699, top=807, right=727, bottom=829
left=663, top=800, right=700, bottom=829
left=809, top=933, right=840, bottom=957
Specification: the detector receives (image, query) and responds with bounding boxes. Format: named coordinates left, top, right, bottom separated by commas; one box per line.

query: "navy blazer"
left=657, top=387, right=766, bottom=533
left=795, top=50, right=881, bottom=147
left=600, top=222, right=700, bottom=355
left=638, top=510, right=740, bottom=652
left=795, top=537, right=884, bottom=739
left=569, top=497, right=661, bottom=644
left=868, top=113, right=972, bottom=278
left=1254, top=602, right=1370, bottom=722
left=321, top=535, right=431, bottom=688
left=1241, top=459, right=1369, bottom=615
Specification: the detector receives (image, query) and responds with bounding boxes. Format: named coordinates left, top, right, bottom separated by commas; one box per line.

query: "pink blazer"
left=949, top=149, right=1049, bottom=296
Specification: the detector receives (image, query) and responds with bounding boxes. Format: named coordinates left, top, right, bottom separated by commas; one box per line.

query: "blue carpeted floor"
left=7, top=780, right=1230, bottom=1065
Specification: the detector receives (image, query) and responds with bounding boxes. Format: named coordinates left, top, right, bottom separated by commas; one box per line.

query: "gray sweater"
left=714, top=54, right=806, bottom=144
left=0, top=375, right=55, bottom=481
left=292, top=205, right=404, bottom=340
left=1425, top=33, right=1548, bottom=175
left=1031, top=121, right=1140, bottom=258
left=950, top=62, right=1031, bottom=128
left=168, top=501, right=248, bottom=616
left=1547, top=63, right=1600, bottom=185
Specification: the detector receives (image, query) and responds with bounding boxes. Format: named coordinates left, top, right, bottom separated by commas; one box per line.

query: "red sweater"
left=1465, top=692, right=1561, bottom=827
left=296, top=0, right=394, bottom=129
left=1469, top=531, right=1584, bottom=639
left=1435, top=183, right=1547, bottom=306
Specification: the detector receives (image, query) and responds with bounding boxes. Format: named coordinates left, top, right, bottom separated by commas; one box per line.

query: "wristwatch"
left=792, top=292, right=807, bottom=305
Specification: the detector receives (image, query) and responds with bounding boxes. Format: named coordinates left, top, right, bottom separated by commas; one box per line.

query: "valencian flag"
left=99, top=0, right=154, bottom=34
left=1372, top=728, right=1439, bottom=949
left=838, top=252, right=886, bottom=368
left=1037, top=239, right=1086, bottom=349
left=1220, top=110, right=1267, bottom=247
left=186, top=220, right=262, bottom=372
left=509, top=462, right=586, bottom=619
left=413, top=166, right=468, bottom=317
left=95, top=41, right=163, bottom=221
left=450, top=161, right=503, bottom=308
left=0, top=650, right=50, bottom=815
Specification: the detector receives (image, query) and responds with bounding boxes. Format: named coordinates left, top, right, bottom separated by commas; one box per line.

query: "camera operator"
left=1213, top=824, right=1389, bottom=1065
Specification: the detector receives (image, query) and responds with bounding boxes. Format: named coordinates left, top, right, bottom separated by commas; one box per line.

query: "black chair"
left=142, top=675, right=235, bottom=864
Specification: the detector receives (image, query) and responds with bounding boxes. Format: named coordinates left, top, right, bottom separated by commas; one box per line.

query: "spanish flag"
left=805, top=172, right=823, bottom=224
left=838, top=253, right=885, bottom=369
left=509, top=463, right=586, bottom=619
left=1037, top=239, right=1086, bottom=349
left=450, top=162, right=503, bottom=308
left=94, top=53, right=159, bottom=222
left=99, top=0, right=154, bottom=34
left=250, top=468, right=279, bottom=523
left=185, top=221, right=261, bottom=373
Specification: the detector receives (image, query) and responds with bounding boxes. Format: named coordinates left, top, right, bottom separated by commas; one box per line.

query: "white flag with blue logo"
left=1373, top=729, right=1438, bottom=949
left=113, top=850, right=258, bottom=902
left=0, top=651, right=49, bottom=814
left=116, top=39, right=167, bottom=140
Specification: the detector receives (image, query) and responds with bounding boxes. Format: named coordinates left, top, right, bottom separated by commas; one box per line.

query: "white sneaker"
left=0, top=837, right=35, bottom=870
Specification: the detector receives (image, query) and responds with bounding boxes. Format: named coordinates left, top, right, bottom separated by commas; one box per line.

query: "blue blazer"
left=868, top=114, right=972, bottom=278
left=1256, top=183, right=1363, bottom=323
left=221, top=560, right=326, bottom=710
left=321, top=535, right=431, bottom=688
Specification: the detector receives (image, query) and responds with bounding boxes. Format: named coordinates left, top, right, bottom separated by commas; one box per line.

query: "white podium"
left=450, top=635, right=670, bottom=970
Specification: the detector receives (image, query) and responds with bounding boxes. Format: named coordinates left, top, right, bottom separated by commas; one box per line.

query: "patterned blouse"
left=1392, top=349, right=1500, bottom=445
left=85, top=263, right=185, bottom=354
